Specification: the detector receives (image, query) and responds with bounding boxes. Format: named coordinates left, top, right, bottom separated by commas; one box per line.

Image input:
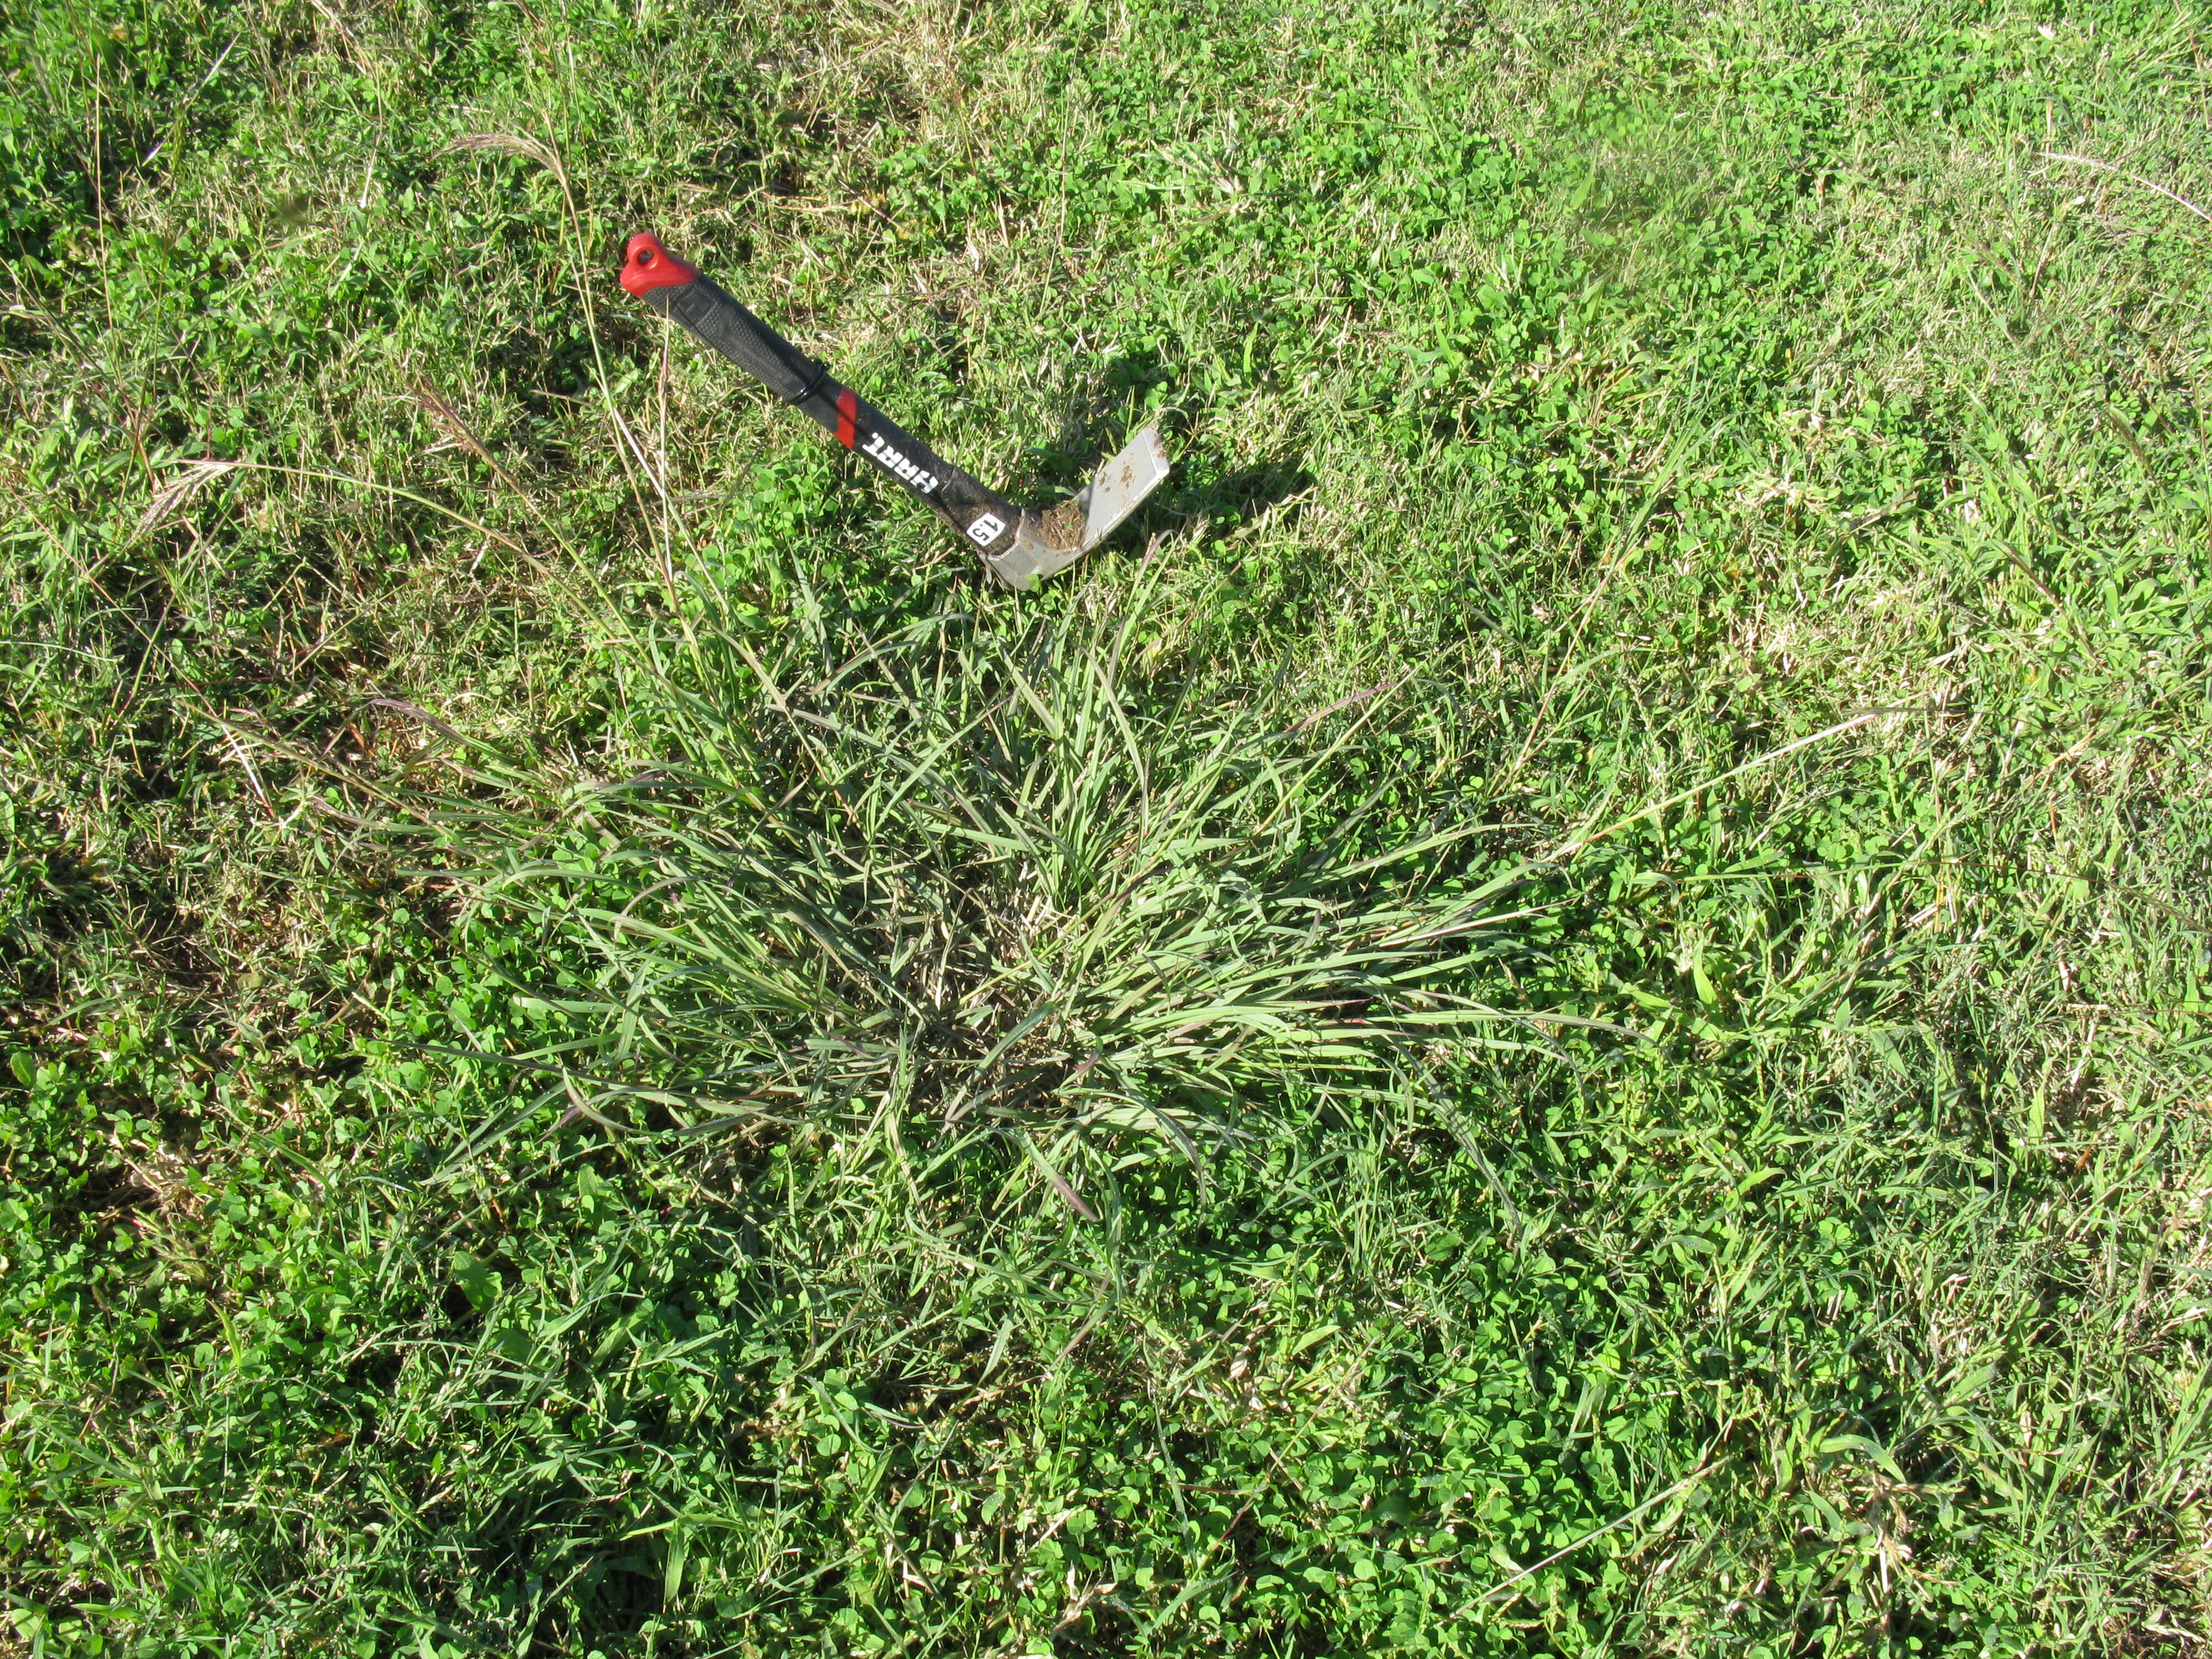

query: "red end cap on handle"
left=620, top=232, right=698, bottom=298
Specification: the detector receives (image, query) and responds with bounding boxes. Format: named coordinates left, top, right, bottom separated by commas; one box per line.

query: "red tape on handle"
left=620, top=231, right=698, bottom=298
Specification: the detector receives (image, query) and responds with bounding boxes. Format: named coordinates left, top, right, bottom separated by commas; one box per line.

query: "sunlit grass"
left=5, top=1, right=2212, bottom=1653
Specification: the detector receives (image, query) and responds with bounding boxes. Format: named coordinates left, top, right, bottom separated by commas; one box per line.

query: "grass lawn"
left=7, top=0, right=2212, bottom=1652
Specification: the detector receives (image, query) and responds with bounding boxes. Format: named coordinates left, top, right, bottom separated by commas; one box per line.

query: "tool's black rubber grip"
left=621, top=232, right=1022, bottom=561
left=650, top=273, right=815, bottom=403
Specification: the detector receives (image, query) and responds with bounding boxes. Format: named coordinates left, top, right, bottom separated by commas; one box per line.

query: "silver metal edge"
left=1079, top=424, right=1171, bottom=551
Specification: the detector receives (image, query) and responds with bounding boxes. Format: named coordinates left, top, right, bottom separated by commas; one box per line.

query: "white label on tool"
left=967, top=513, right=1005, bottom=546
left=862, top=432, right=938, bottom=494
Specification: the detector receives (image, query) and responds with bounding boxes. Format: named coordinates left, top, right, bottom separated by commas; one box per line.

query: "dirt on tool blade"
left=1040, top=497, right=1086, bottom=549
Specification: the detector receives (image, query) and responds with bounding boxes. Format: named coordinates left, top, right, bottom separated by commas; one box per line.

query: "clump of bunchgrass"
left=457, top=575, right=1551, bottom=1172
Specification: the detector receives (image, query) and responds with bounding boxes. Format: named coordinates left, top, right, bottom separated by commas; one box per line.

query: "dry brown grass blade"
left=445, top=131, right=565, bottom=179
left=408, top=378, right=583, bottom=565
left=134, top=458, right=238, bottom=541
left=305, top=0, right=376, bottom=78
left=2039, top=149, right=2212, bottom=229
left=412, top=378, right=511, bottom=484
left=441, top=127, right=657, bottom=566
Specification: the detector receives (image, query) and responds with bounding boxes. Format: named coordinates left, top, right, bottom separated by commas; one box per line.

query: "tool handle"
left=619, top=232, right=1022, bottom=561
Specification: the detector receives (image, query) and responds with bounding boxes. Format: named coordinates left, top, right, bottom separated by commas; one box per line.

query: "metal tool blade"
left=983, top=424, right=1172, bottom=591
left=1078, top=423, right=1171, bottom=551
